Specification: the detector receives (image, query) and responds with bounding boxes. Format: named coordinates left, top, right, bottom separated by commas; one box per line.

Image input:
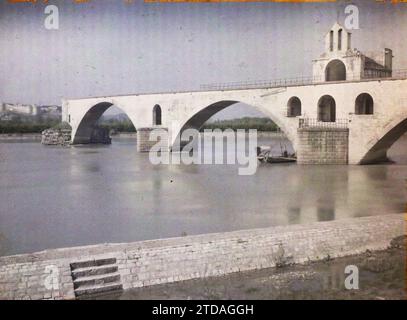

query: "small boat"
left=256, top=146, right=296, bottom=164
left=262, top=156, right=297, bottom=164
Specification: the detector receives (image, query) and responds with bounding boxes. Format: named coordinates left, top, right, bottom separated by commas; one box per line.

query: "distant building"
left=0, top=103, right=62, bottom=120
left=1, top=103, right=39, bottom=116
left=313, top=22, right=393, bottom=82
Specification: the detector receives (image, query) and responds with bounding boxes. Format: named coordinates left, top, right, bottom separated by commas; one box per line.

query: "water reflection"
left=0, top=233, right=9, bottom=256
left=0, top=134, right=406, bottom=256
left=287, top=208, right=301, bottom=224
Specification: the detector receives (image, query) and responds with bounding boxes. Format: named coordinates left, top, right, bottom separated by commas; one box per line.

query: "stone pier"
left=136, top=127, right=168, bottom=152
left=297, top=127, right=349, bottom=164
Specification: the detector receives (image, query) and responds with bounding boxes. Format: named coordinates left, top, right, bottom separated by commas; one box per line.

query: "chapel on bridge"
left=312, top=22, right=393, bottom=82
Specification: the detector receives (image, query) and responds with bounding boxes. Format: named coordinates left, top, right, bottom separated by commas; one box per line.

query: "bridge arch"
left=325, top=59, right=347, bottom=81
left=318, top=95, right=336, bottom=122
left=355, top=93, right=374, bottom=115
left=171, top=100, right=296, bottom=151
left=72, top=102, right=136, bottom=144
left=360, top=117, right=407, bottom=164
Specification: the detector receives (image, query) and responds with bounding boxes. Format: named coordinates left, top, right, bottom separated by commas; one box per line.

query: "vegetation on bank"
left=51, top=121, right=72, bottom=130
left=97, top=119, right=136, bottom=133
left=0, top=117, right=278, bottom=134
left=0, top=119, right=60, bottom=134
left=97, top=117, right=279, bottom=133
left=202, top=117, right=278, bottom=132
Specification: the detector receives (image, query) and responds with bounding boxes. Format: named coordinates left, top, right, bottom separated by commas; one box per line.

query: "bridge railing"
left=200, top=76, right=319, bottom=91
left=200, top=69, right=407, bottom=91
left=299, top=118, right=349, bottom=129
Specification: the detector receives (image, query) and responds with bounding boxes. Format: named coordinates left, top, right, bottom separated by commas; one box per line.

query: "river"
left=0, top=134, right=406, bottom=256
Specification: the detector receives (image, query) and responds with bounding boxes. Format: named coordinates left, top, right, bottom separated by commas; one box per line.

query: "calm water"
left=0, top=134, right=406, bottom=256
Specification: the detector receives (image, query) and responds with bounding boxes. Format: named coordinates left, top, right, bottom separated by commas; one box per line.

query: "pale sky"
left=0, top=0, right=406, bottom=118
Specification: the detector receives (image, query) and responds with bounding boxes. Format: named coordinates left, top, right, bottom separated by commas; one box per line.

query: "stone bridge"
left=62, top=76, right=407, bottom=165
left=62, top=23, right=407, bottom=165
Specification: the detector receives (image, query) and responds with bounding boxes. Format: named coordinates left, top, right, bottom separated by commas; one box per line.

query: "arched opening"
left=338, top=29, right=342, bottom=51
left=153, top=104, right=162, bottom=126
left=318, top=95, right=336, bottom=122
left=325, top=59, right=346, bottom=81
left=172, top=101, right=295, bottom=158
left=72, top=102, right=136, bottom=144
left=355, top=93, right=374, bottom=115
left=287, top=97, right=302, bottom=117
left=361, top=118, right=407, bottom=164
left=329, top=30, right=334, bottom=51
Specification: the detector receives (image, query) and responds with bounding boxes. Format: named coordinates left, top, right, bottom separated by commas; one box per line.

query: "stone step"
left=71, top=264, right=118, bottom=280
left=74, top=281, right=123, bottom=297
left=70, top=258, right=117, bottom=270
left=73, top=273, right=121, bottom=289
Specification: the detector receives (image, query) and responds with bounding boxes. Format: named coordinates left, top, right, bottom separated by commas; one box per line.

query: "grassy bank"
left=0, top=121, right=60, bottom=134
left=97, top=119, right=136, bottom=133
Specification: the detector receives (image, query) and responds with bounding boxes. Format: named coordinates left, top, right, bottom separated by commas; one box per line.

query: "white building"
left=0, top=103, right=62, bottom=120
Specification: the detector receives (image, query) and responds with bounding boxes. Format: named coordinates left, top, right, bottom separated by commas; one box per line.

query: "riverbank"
left=0, top=131, right=285, bottom=140
left=91, top=235, right=407, bottom=300
left=0, top=133, right=41, bottom=141
left=0, top=214, right=403, bottom=300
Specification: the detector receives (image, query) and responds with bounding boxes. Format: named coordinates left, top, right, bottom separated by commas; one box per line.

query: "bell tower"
left=325, top=22, right=352, bottom=54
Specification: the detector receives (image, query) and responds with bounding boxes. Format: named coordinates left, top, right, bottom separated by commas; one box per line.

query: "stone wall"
left=41, top=129, right=71, bottom=146
left=297, top=128, right=349, bottom=164
left=41, top=127, right=111, bottom=146
left=137, top=127, right=168, bottom=152
left=0, top=214, right=404, bottom=300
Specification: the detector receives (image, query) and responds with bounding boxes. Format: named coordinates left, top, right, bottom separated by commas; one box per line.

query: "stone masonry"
left=137, top=127, right=168, bottom=152
left=41, top=127, right=111, bottom=146
left=297, top=128, right=349, bottom=164
left=41, top=129, right=72, bottom=146
left=0, top=214, right=404, bottom=300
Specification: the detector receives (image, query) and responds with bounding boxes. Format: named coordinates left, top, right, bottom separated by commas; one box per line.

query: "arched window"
left=318, top=95, right=336, bottom=122
left=153, top=104, right=162, bottom=126
left=329, top=31, right=334, bottom=51
left=355, top=93, right=374, bottom=115
left=325, top=59, right=346, bottom=81
left=338, top=29, right=342, bottom=51
left=287, top=97, right=302, bottom=117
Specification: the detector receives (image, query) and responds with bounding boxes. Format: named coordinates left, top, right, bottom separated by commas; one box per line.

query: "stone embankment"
left=0, top=214, right=404, bottom=300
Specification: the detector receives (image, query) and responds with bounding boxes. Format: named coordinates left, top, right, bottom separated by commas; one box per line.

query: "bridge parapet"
left=299, top=118, right=349, bottom=130
left=200, top=69, right=407, bottom=92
